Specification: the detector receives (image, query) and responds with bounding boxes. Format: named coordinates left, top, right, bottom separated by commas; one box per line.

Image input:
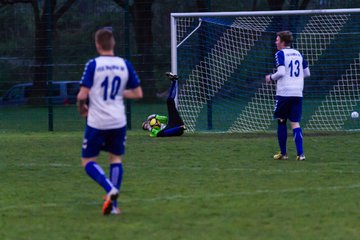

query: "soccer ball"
left=351, top=111, right=359, bottom=119
left=149, top=118, right=161, bottom=129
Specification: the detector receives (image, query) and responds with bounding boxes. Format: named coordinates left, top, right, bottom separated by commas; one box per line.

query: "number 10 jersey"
left=80, top=56, right=140, bottom=130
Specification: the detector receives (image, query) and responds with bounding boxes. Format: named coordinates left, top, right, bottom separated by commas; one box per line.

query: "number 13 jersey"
left=275, top=47, right=308, bottom=97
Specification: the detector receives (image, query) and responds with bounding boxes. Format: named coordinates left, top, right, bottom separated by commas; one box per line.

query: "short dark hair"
left=95, top=28, right=115, bottom=51
left=277, top=31, right=293, bottom=46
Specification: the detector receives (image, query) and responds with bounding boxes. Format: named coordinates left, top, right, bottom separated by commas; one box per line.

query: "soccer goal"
left=171, top=9, right=360, bottom=132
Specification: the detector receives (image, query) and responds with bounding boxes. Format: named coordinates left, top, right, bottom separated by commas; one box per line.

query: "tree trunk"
left=30, top=19, right=52, bottom=105
left=30, top=0, right=55, bottom=105
left=267, top=0, right=284, bottom=10
left=132, top=0, right=155, bottom=101
left=299, top=0, right=311, bottom=9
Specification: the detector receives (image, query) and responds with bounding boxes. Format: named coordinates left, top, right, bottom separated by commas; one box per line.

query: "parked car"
left=0, top=81, right=80, bottom=106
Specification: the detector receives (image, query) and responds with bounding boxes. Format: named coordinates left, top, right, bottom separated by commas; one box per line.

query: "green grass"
left=1, top=131, right=360, bottom=239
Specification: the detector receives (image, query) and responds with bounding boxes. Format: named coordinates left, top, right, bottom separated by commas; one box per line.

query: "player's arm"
left=77, top=86, right=90, bottom=117
left=302, top=57, right=311, bottom=78
left=124, top=59, right=143, bottom=99
left=156, top=115, right=168, bottom=124
left=123, top=86, right=143, bottom=99
left=150, top=128, right=161, bottom=137
left=77, top=59, right=95, bottom=117
left=266, top=51, right=285, bottom=83
left=304, top=67, right=310, bottom=78
left=266, top=66, right=285, bottom=82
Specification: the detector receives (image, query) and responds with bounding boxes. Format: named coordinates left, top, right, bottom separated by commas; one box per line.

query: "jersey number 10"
left=101, top=76, right=121, bottom=101
left=288, top=60, right=300, bottom=77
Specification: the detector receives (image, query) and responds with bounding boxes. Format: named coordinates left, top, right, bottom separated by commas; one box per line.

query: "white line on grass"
left=1, top=183, right=360, bottom=211
left=16, top=163, right=74, bottom=167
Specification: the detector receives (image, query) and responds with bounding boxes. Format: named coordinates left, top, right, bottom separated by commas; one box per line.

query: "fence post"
left=125, top=0, right=132, bottom=130
left=46, top=0, right=54, bottom=132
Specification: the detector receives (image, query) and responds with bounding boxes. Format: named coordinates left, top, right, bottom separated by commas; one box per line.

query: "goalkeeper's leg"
left=165, top=72, right=185, bottom=128
left=157, top=125, right=185, bottom=137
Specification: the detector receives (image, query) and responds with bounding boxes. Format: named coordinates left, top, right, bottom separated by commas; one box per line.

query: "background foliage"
left=1, top=0, right=360, bottom=96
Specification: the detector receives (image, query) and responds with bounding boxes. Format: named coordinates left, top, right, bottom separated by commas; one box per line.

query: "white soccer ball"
left=351, top=111, right=359, bottom=119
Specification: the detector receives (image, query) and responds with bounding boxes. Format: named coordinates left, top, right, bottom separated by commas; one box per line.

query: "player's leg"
left=108, top=154, right=123, bottom=214
left=273, top=96, right=289, bottom=160
left=82, top=125, right=118, bottom=215
left=290, top=97, right=305, bottom=161
left=165, top=72, right=185, bottom=128
left=82, top=126, right=115, bottom=194
left=82, top=158, right=114, bottom=194
left=275, top=119, right=288, bottom=159
left=104, top=126, right=127, bottom=214
left=156, top=125, right=185, bottom=137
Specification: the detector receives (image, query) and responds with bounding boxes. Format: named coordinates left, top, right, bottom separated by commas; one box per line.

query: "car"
left=0, top=81, right=80, bottom=106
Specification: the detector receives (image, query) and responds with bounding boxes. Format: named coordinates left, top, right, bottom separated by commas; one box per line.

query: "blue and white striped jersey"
left=80, top=56, right=140, bottom=130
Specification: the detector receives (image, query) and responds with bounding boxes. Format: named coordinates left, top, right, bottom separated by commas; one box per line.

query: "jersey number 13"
left=288, top=60, right=300, bottom=77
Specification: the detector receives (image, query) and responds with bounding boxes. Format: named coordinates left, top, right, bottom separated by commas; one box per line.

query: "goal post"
left=171, top=9, right=360, bottom=132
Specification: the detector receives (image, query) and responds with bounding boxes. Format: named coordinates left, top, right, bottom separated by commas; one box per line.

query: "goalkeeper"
left=142, top=72, right=185, bottom=137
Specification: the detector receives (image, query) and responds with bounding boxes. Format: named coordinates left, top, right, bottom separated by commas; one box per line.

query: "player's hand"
left=78, top=104, right=88, bottom=117
left=77, top=100, right=88, bottom=117
left=265, top=75, right=272, bottom=83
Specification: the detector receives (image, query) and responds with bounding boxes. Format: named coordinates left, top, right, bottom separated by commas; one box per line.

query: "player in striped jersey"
left=265, top=31, right=310, bottom=161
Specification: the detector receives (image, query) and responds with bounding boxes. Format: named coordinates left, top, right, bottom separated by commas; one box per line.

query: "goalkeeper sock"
left=293, top=127, right=304, bottom=156
left=85, top=161, right=113, bottom=193
left=277, top=122, right=287, bottom=155
left=110, top=163, right=123, bottom=208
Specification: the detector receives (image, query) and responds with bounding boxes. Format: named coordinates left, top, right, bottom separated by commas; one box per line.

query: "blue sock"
left=293, top=127, right=304, bottom=156
left=85, top=161, right=113, bottom=193
left=277, top=122, right=287, bottom=155
left=110, top=163, right=123, bottom=208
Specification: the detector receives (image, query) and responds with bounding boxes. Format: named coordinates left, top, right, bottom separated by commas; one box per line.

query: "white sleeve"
left=304, top=67, right=311, bottom=78
left=270, top=65, right=285, bottom=81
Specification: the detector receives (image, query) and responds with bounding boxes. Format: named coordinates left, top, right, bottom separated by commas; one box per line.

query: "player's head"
left=95, top=27, right=115, bottom=53
left=275, top=31, right=293, bottom=50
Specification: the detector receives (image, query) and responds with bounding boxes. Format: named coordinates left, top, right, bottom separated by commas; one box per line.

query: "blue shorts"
left=273, top=96, right=302, bottom=122
left=82, top=125, right=127, bottom=158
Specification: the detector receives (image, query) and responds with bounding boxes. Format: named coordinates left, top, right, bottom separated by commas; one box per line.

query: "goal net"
left=171, top=9, right=360, bottom=132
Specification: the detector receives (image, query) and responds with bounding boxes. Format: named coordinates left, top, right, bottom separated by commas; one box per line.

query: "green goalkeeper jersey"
left=150, top=115, right=168, bottom=137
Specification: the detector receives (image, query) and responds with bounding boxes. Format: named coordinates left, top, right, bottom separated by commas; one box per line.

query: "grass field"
left=1, top=131, right=360, bottom=239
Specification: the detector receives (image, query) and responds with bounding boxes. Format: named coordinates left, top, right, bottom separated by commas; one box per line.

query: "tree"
left=113, top=0, right=211, bottom=100
left=267, top=0, right=285, bottom=10
left=112, top=0, right=156, bottom=100
left=267, top=0, right=311, bottom=10
left=0, top=0, right=76, bottom=104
